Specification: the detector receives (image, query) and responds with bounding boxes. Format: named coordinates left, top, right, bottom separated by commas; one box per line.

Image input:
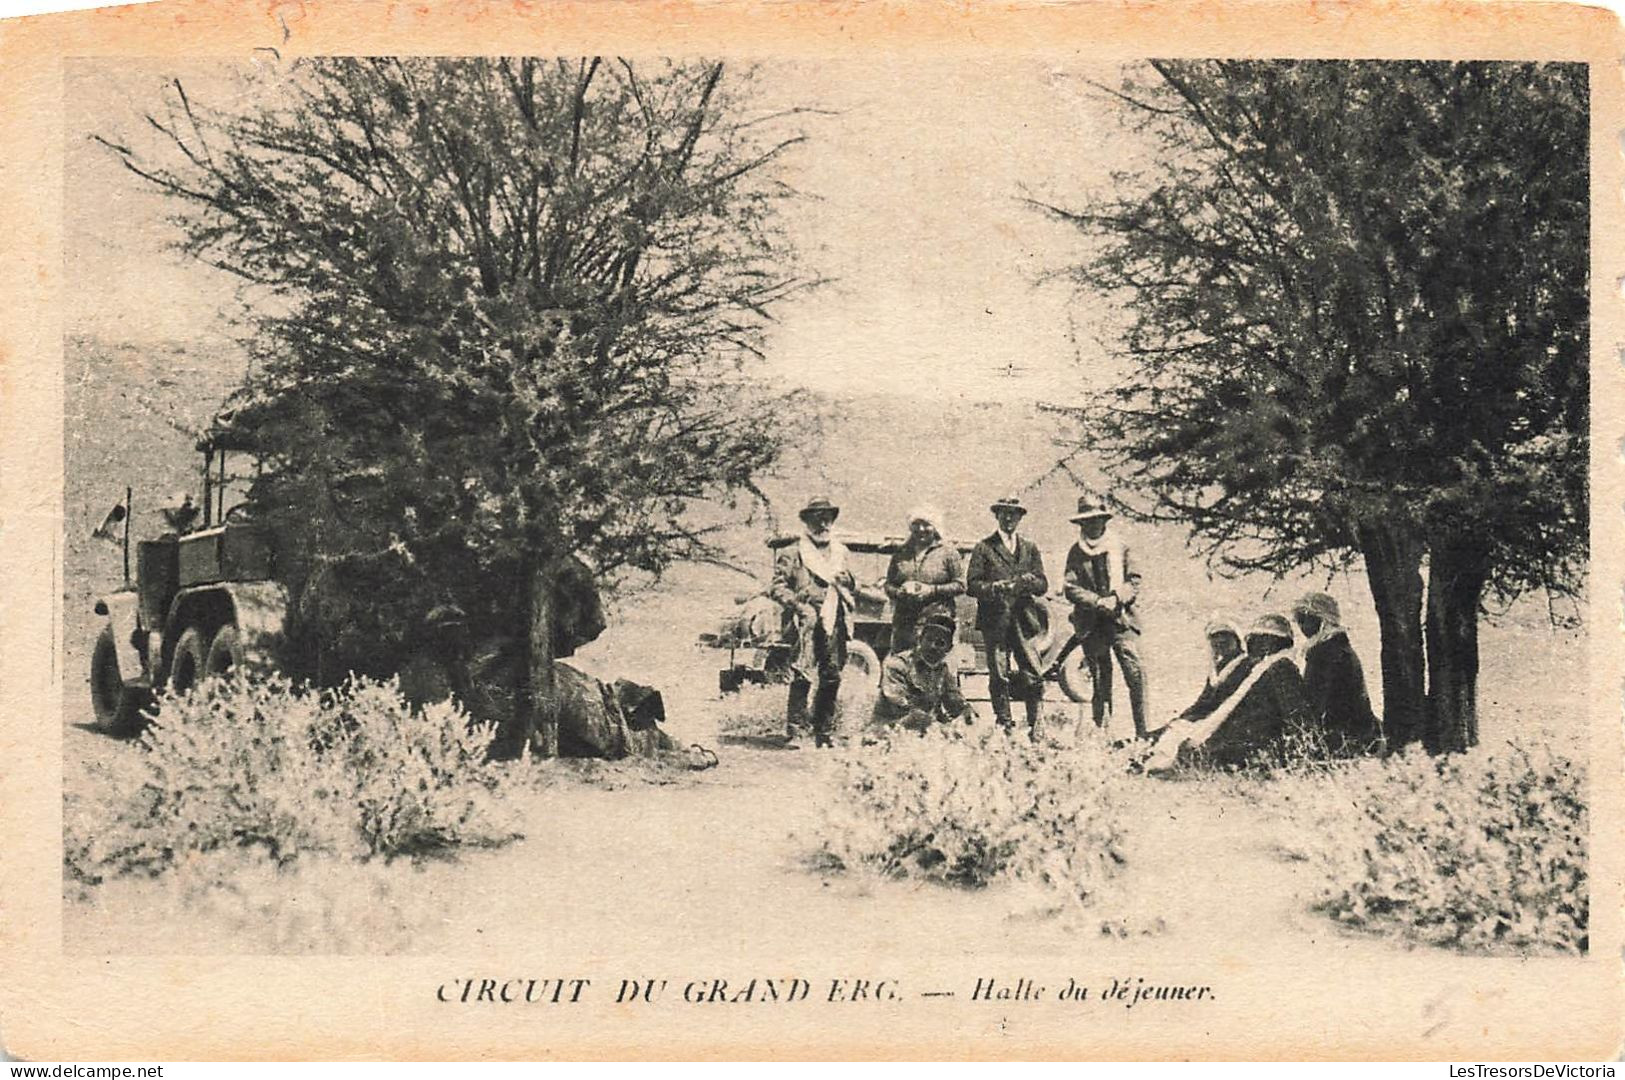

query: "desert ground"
left=62, top=335, right=1588, bottom=963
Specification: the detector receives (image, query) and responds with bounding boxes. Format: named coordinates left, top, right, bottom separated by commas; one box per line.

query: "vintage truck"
left=89, top=429, right=288, bottom=734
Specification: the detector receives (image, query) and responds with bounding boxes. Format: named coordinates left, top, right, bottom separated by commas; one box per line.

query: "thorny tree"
left=1034, top=61, right=1588, bottom=752
left=101, top=57, right=820, bottom=756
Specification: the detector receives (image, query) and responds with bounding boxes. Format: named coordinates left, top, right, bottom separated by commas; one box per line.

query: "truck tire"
left=169, top=627, right=210, bottom=695
left=204, top=625, right=243, bottom=679
left=90, top=626, right=146, bottom=736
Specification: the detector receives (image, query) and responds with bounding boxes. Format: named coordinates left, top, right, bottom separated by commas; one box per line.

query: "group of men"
left=1143, top=593, right=1385, bottom=770
left=768, top=488, right=1385, bottom=767
left=768, top=491, right=1148, bottom=747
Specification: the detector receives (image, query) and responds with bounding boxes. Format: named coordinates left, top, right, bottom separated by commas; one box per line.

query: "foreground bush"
left=814, top=721, right=1130, bottom=908
left=66, top=675, right=521, bottom=887
left=1273, top=741, right=1587, bottom=952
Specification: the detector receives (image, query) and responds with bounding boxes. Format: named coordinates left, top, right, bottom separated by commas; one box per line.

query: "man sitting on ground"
left=1143, top=613, right=1317, bottom=772
left=1293, top=592, right=1384, bottom=756
left=871, top=611, right=975, bottom=734
left=1165, top=616, right=1253, bottom=727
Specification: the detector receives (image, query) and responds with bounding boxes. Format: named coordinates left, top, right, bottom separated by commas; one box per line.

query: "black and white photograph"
left=2, top=0, right=1620, bottom=1063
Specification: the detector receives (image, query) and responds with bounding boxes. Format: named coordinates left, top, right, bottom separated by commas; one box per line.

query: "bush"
left=1278, top=741, right=1587, bottom=952
left=813, top=719, right=1130, bottom=908
left=66, top=674, right=521, bottom=887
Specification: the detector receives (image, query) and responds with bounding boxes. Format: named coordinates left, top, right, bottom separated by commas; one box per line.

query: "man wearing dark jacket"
left=1293, top=592, right=1384, bottom=756
left=1062, top=493, right=1149, bottom=737
left=966, top=495, right=1048, bottom=735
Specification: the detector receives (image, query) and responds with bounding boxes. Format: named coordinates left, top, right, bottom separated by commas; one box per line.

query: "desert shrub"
left=65, top=674, right=521, bottom=887
left=814, top=720, right=1130, bottom=908
left=1276, top=741, right=1587, bottom=952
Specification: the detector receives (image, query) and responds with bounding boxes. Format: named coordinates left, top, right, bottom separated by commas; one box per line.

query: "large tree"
left=102, top=57, right=818, bottom=756
left=1034, top=61, right=1588, bottom=752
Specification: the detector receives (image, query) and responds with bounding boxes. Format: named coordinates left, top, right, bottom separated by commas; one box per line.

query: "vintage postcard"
left=1, top=0, right=1620, bottom=1061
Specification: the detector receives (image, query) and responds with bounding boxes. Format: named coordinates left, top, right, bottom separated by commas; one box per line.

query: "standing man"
left=1062, top=493, right=1150, bottom=738
left=769, top=496, right=856, bottom=748
left=966, top=495, right=1049, bottom=736
left=884, top=505, right=965, bottom=654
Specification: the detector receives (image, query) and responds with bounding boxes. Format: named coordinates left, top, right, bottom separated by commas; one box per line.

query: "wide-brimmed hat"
left=1009, top=599, right=1053, bottom=676
left=1246, top=613, right=1295, bottom=643
left=797, top=496, right=840, bottom=522
left=989, top=495, right=1027, bottom=517
left=1068, top=493, right=1113, bottom=524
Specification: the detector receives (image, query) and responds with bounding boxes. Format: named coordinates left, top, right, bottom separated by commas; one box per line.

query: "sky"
left=64, top=55, right=1146, bottom=404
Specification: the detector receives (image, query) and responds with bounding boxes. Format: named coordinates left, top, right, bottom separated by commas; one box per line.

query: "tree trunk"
left=490, top=552, right=559, bottom=760
left=1424, top=540, right=1487, bottom=754
left=1357, top=523, right=1428, bottom=750
left=526, top=553, right=561, bottom=758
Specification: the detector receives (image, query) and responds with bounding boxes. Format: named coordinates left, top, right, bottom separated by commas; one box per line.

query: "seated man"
left=1167, top=616, right=1253, bottom=725
left=870, top=611, right=974, bottom=734
left=1143, top=613, right=1317, bottom=772
left=1292, top=592, right=1384, bottom=756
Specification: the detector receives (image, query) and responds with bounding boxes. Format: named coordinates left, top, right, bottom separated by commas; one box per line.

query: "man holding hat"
left=770, top=496, right=857, bottom=747
left=1062, top=492, right=1150, bottom=738
left=871, top=610, right=975, bottom=734
left=966, top=496, right=1049, bottom=735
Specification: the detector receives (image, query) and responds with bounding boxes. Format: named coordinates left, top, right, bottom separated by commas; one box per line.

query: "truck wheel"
left=844, top=640, right=881, bottom=687
left=90, top=626, right=146, bottom=736
left=169, top=627, right=210, bottom=695
left=205, top=625, right=243, bottom=679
